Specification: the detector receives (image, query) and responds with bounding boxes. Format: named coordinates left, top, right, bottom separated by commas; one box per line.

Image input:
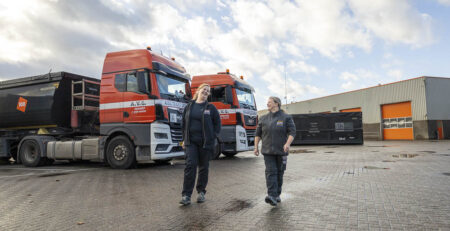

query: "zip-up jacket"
left=182, top=100, right=221, bottom=150
left=256, top=110, right=296, bottom=155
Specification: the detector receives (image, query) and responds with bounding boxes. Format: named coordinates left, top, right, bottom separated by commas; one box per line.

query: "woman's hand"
left=254, top=148, right=260, bottom=156
left=182, top=142, right=185, bottom=150
left=283, top=143, right=290, bottom=153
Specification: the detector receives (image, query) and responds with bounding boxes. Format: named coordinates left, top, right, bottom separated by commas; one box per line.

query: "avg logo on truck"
left=16, top=97, right=28, bottom=112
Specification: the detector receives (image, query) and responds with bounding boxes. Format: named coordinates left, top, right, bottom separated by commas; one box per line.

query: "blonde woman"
left=179, top=83, right=221, bottom=205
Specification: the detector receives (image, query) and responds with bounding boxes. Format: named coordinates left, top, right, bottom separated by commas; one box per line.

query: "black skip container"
left=0, top=72, right=100, bottom=130
left=291, top=112, right=363, bottom=145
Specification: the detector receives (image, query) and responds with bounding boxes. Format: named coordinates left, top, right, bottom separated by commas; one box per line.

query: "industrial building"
left=260, top=76, right=450, bottom=140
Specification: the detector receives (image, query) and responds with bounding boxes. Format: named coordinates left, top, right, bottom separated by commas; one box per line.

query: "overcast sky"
left=1, top=0, right=450, bottom=110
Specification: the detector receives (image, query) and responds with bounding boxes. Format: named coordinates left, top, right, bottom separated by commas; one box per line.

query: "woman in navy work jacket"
left=254, top=96, right=296, bottom=206
left=179, top=83, right=221, bottom=205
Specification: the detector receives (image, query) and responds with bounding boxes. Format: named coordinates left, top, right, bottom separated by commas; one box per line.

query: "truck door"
left=123, top=71, right=153, bottom=123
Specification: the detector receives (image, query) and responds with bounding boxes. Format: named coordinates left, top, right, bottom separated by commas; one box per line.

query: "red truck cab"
left=191, top=70, right=257, bottom=158
left=100, top=48, right=191, bottom=166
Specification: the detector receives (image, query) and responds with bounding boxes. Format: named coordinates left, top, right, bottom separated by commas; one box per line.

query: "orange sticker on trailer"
left=17, top=97, right=28, bottom=112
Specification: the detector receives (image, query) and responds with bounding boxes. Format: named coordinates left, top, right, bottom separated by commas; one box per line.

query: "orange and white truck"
left=0, top=47, right=190, bottom=168
left=191, top=70, right=257, bottom=158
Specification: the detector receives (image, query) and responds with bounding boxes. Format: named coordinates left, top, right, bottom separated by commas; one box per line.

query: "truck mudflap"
left=235, top=125, right=252, bottom=151
left=146, top=122, right=184, bottom=160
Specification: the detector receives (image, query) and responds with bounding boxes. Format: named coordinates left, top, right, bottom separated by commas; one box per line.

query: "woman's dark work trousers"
left=182, top=141, right=210, bottom=197
left=263, top=155, right=287, bottom=198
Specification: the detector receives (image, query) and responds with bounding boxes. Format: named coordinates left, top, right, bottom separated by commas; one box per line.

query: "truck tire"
left=212, top=140, right=222, bottom=159
left=222, top=151, right=237, bottom=157
left=19, top=139, right=45, bottom=167
left=106, top=136, right=136, bottom=169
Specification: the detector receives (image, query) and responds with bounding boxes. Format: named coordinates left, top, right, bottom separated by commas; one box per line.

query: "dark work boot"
left=265, top=196, right=277, bottom=206
left=179, top=195, right=191, bottom=206
left=276, top=196, right=281, bottom=203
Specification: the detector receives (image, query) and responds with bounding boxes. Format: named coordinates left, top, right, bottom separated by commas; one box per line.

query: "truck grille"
left=171, top=127, right=183, bottom=142
left=244, top=114, right=257, bottom=126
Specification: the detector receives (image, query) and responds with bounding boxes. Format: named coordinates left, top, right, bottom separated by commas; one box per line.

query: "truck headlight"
left=155, top=133, right=168, bottom=139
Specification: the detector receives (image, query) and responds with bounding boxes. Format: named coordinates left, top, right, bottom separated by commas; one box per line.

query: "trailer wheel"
left=222, top=151, right=237, bottom=157
left=106, top=136, right=136, bottom=169
left=212, top=139, right=222, bottom=159
left=20, top=139, right=44, bottom=167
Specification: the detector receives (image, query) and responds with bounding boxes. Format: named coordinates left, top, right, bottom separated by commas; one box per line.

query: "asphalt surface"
left=0, top=140, right=449, bottom=230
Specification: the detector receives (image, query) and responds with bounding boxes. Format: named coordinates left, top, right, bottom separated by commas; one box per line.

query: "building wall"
left=425, top=78, right=450, bottom=120
left=257, top=77, right=444, bottom=140
left=279, top=77, right=428, bottom=124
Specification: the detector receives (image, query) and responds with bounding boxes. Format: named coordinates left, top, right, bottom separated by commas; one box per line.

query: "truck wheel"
left=106, top=136, right=136, bottom=169
left=222, top=151, right=237, bottom=157
left=212, top=140, right=222, bottom=159
left=20, top=139, right=44, bottom=167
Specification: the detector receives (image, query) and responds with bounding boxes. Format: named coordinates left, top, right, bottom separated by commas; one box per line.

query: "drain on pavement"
left=419, top=151, right=436, bottom=154
left=324, top=151, right=334, bottom=153
left=290, top=149, right=315, bottom=154
left=392, top=154, right=418, bottom=158
left=382, top=160, right=396, bottom=162
left=38, top=172, right=72, bottom=177
left=443, top=173, right=450, bottom=176
left=223, top=199, right=254, bottom=212
left=364, top=166, right=389, bottom=170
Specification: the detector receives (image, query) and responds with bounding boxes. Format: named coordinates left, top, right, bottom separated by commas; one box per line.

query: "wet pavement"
left=0, top=140, right=449, bottom=230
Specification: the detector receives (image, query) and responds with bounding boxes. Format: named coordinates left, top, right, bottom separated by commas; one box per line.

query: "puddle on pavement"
left=290, top=149, right=316, bottom=154
left=419, top=151, right=436, bottom=154
left=364, top=166, right=390, bottom=170
left=443, top=173, right=450, bottom=176
left=38, top=172, right=72, bottom=177
left=324, top=151, right=334, bottom=153
left=392, top=154, right=419, bottom=158
left=223, top=199, right=254, bottom=212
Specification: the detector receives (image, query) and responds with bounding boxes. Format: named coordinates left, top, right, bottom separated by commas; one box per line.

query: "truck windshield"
left=156, top=73, right=189, bottom=102
left=236, top=88, right=256, bottom=110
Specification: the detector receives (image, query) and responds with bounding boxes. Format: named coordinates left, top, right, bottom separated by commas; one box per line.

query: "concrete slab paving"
left=0, top=140, right=449, bottom=230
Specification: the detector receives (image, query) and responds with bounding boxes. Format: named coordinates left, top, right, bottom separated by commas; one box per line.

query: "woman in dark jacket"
left=179, top=83, right=221, bottom=205
left=254, top=96, right=296, bottom=206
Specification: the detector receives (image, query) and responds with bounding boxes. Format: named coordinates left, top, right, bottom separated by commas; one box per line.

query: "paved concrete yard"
left=0, top=141, right=449, bottom=230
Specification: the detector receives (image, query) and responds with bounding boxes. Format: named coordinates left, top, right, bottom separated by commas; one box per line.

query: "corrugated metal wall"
left=425, top=78, right=450, bottom=120
left=267, top=77, right=429, bottom=124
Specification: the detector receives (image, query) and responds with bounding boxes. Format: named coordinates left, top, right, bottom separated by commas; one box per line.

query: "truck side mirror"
left=137, top=73, right=150, bottom=94
left=225, top=86, right=233, bottom=105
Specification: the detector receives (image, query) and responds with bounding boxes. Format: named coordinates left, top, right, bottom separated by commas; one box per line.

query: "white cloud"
left=287, top=60, right=318, bottom=74
left=436, top=0, right=450, bottom=6
left=339, top=69, right=381, bottom=91
left=340, top=72, right=359, bottom=81
left=387, top=69, right=403, bottom=80
left=0, top=0, right=440, bottom=107
left=348, top=0, right=434, bottom=46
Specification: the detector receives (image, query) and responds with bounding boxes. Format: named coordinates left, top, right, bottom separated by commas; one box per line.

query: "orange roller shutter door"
left=381, top=101, right=413, bottom=140
left=340, top=107, right=361, bottom=112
